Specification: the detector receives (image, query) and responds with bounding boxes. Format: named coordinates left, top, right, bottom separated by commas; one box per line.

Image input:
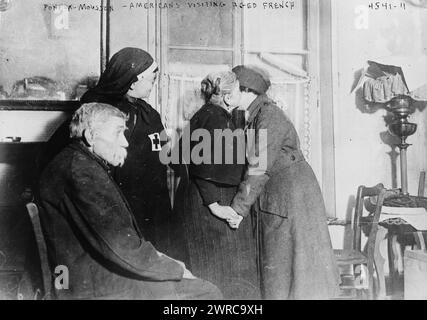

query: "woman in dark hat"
left=39, top=47, right=186, bottom=261
left=173, top=71, right=260, bottom=300
left=220, top=65, right=340, bottom=300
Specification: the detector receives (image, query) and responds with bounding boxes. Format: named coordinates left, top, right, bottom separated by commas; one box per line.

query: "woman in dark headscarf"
left=39, top=47, right=186, bottom=261
left=81, top=47, right=156, bottom=103
left=173, top=71, right=260, bottom=300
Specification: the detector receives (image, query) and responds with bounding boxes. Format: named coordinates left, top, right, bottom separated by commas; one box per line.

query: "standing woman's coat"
left=231, top=93, right=340, bottom=300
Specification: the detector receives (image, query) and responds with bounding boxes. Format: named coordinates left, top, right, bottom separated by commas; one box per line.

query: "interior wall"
left=0, top=0, right=101, bottom=99
left=0, top=111, right=67, bottom=142
left=329, top=0, right=427, bottom=249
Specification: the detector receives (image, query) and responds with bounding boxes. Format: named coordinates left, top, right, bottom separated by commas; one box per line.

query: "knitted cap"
left=232, top=65, right=271, bottom=94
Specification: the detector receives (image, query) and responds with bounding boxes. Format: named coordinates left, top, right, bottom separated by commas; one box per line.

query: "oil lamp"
left=386, top=95, right=418, bottom=204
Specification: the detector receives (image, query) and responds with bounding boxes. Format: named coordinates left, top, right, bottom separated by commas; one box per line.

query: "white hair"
left=201, top=71, right=237, bottom=105
left=70, top=103, right=127, bottom=138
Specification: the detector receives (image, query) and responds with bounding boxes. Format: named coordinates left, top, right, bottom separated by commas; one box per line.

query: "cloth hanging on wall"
left=363, top=72, right=408, bottom=103
left=355, top=55, right=427, bottom=102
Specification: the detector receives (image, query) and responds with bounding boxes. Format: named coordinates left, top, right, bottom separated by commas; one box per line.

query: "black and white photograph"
left=0, top=0, right=426, bottom=306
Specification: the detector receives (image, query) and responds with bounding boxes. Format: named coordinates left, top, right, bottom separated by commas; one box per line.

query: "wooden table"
left=377, top=195, right=427, bottom=299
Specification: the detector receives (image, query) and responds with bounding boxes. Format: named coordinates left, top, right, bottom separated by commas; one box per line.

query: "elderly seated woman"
left=37, top=102, right=222, bottom=300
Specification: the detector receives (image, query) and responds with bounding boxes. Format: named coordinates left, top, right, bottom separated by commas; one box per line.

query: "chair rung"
left=334, top=249, right=367, bottom=265
left=340, top=285, right=368, bottom=290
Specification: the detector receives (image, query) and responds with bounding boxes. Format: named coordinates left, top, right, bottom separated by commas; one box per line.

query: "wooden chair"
left=418, top=171, right=426, bottom=197
left=334, top=184, right=393, bottom=299
left=25, top=201, right=53, bottom=300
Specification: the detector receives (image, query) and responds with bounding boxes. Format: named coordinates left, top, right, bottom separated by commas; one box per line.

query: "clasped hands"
left=208, top=202, right=243, bottom=229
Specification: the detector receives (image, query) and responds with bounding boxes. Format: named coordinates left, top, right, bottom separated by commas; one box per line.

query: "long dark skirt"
left=175, top=180, right=260, bottom=300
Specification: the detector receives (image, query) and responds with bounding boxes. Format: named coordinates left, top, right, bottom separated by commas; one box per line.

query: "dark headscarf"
left=81, top=47, right=154, bottom=103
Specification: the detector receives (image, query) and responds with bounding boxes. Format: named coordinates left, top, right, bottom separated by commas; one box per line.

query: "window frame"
left=156, top=1, right=336, bottom=216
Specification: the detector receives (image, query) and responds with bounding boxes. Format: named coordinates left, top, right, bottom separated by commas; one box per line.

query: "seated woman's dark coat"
left=37, top=141, right=183, bottom=299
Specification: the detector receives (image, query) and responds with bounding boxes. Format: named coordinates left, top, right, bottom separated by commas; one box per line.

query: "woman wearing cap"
left=220, top=65, right=340, bottom=300
left=40, top=47, right=186, bottom=261
left=173, top=71, right=260, bottom=299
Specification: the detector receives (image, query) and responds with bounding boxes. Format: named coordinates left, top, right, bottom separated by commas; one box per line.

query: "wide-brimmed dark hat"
left=232, top=65, right=271, bottom=94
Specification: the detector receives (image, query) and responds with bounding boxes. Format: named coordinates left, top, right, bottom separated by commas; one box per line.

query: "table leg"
left=374, top=226, right=388, bottom=299
left=414, top=231, right=426, bottom=250
left=387, top=233, right=401, bottom=298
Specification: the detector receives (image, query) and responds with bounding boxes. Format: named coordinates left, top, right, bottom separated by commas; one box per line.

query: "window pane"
left=168, top=49, right=233, bottom=66
left=168, top=3, right=233, bottom=48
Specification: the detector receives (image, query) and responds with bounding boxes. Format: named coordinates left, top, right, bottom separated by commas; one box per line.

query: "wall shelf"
left=0, top=100, right=80, bottom=111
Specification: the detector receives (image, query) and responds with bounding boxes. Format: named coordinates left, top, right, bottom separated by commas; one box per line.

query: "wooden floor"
left=0, top=272, right=407, bottom=300
left=335, top=274, right=405, bottom=300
